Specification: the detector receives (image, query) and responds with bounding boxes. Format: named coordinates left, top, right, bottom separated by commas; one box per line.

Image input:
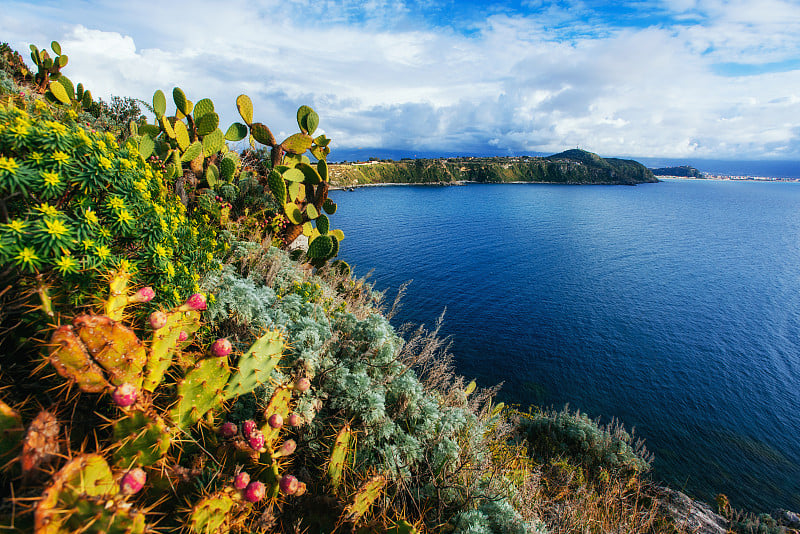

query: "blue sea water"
left=329, top=180, right=800, bottom=512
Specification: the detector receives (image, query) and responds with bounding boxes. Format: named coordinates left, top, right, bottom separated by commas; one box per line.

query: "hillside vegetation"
left=0, top=40, right=790, bottom=534
left=329, top=150, right=657, bottom=187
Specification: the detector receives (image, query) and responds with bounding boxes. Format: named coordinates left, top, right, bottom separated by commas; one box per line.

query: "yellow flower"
left=105, top=132, right=117, bottom=146
left=99, top=227, right=111, bottom=239
left=95, top=245, right=111, bottom=261
left=84, top=209, right=99, bottom=225
left=109, top=196, right=125, bottom=210
left=0, top=156, right=19, bottom=174
left=97, top=140, right=107, bottom=152
left=81, top=239, right=95, bottom=251
left=44, top=218, right=68, bottom=238
left=129, top=146, right=139, bottom=157
left=52, top=151, right=69, bottom=164
left=77, top=129, right=92, bottom=147
left=120, top=159, right=131, bottom=170
left=15, top=247, right=39, bottom=267
left=7, top=219, right=27, bottom=234
left=154, top=244, right=167, bottom=258
left=29, top=152, right=43, bottom=165
left=66, top=109, right=78, bottom=120
left=116, top=209, right=133, bottom=225
left=191, top=272, right=200, bottom=282
left=165, top=262, right=175, bottom=277
left=153, top=205, right=166, bottom=216
left=99, top=156, right=113, bottom=170
left=34, top=100, right=47, bottom=111
left=36, top=203, right=61, bottom=217
left=206, top=251, right=214, bottom=263
left=134, top=180, right=147, bottom=193
left=41, top=171, right=61, bottom=187
left=11, top=118, right=29, bottom=138
left=173, top=289, right=181, bottom=302
left=46, top=121, right=67, bottom=135
left=55, top=254, right=78, bottom=274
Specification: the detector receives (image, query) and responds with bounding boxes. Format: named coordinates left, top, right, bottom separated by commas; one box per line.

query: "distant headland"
left=329, top=148, right=658, bottom=187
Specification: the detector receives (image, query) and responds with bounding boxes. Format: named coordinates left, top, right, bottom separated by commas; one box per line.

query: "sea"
left=329, top=177, right=800, bottom=513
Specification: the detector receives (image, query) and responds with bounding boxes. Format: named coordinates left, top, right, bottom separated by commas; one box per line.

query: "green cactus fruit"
left=297, top=162, right=322, bottom=185
left=328, top=424, right=353, bottom=490
left=268, top=171, right=287, bottom=206
left=323, top=198, right=337, bottom=215
left=169, top=356, right=230, bottom=429
left=158, top=115, right=175, bottom=140
left=331, top=228, right=345, bottom=242
left=81, top=90, right=92, bottom=109
left=173, top=87, right=189, bottom=115
left=202, top=128, right=225, bottom=157
left=153, top=89, right=166, bottom=118
left=317, top=214, right=330, bottom=235
left=181, top=141, right=202, bottom=163
left=281, top=133, right=314, bottom=155
left=307, top=235, right=333, bottom=259
left=195, top=111, right=219, bottom=137
left=51, top=41, right=62, bottom=56
left=250, top=122, right=276, bottom=146
left=139, top=135, right=155, bottom=161
left=36, top=454, right=146, bottom=534
left=193, top=98, right=214, bottom=120
left=21, top=410, right=60, bottom=478
left=49, top=325, right=110, bottom=393
left=173, top=119, right=189, bottom=149
left=284, top=202, right=303, bottom=225
left=261, top=385, right=292, bottom=446
left=306, top=204, right=319, bottom=220
left=205, top=163, right=219, bottom=188
left=144, top=309, right=201, bottom=391
left=48, top=80, right=70, bottom=104
left=220, top=154, right=237, bottom=181
left=317, top=159, right=329, bottom=181
left=113, top=411, right=171, bottom=468
left=236, top=94, right=254, bottom=125
left=223, top=330, right=285, bottom=400
left=0, top=399, right=24, bottom=467
left=282, top=168, right=304, bottom=182
left=296, top=105, right=319, bottom=135
left=224, top=122, right=247, bottom=142
left=71, top=315, right=147, bottom=389
left=189, top=492, right=235, bottom=534
left=342, top=475, right=387, bottom=524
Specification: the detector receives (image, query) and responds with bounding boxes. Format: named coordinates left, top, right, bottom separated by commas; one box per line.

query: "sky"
left=2, top=0, right=800, bottom=161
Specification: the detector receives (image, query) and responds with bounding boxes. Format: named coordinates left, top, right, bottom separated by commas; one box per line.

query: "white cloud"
left=1, top=0, right=798, bottom=159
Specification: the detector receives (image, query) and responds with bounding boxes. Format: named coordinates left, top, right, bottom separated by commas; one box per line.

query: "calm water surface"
left=330, top=180, right=800, bottom=512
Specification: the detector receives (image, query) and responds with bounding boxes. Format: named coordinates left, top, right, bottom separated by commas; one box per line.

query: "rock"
left=658, top=488, right=727, bottom=534
left=288, top=233, right=308, bottom=252
left=776, top=509, right=800, bottom=529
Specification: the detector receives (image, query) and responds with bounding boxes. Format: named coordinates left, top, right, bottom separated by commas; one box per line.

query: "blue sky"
left=2, top=0, right=799, bottom=160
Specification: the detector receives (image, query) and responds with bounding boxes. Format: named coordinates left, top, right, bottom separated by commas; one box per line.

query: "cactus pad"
left=306, top=204, right=319, bottom=220
left=316, top=214, right=330, bottom=235
left=307, top=235, right=333, bottom=259
left=224, top=330, right=285, bottom=400
left=202, top=128, right=225, bottom=157
left=173, top=87, right=190, bottom=115
left=71, top=314, right=147, bottom=388
left=161, top=114, right=176, bottom=139
left=261, top=385, right=293, bottom=446
left=281, top=133, right=314, bottom=155
left=236, top=94, right=254, bottom=125
left=341, top=475, right=387, bottom=523
left=144, top=309, right=201, bottom=391
left=181, top=141, right=203, bottom=163
left=220, top=154, right=238, bottom=181
left=153, top=89, right=166, bottom=118
left=323, top=198, right=337, bottom=215
left=49, top=325, right=110, bottom=393
left=196, top=111, right=219, bottom=137
left=296, top=105, right=319, bottom=135
left=297, top=162, right=322, bottom=185
left=224, top=122, right=247, bottom=142
left=48, top=80, right=70, bottom=104
left=169, top=356, right=230, bottom=429
left=0, top=399, right=23, bottom=466
left=284, top=203, right=303, bottom=225
left=193, top=98, right=214, bottom=120
left=189, top=492, right=234, bottom=534
left=113, top=410, right=171, bottom=467
left=250, top=122, right=275, bottom=147
left=328, top=424, right=353, bottom=490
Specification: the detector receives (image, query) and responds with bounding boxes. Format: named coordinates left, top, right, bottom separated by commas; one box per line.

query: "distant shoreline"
left=660, top=175, right=800, bottom=182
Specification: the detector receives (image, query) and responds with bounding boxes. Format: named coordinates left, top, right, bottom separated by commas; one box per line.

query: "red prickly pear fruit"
left=120, top=467, right=146, bottom=495
left=112, top=383, right=138, bottom=408
left=149, top=310, right=167, bottom=329
left=267, top=413, right=283, bottom=429
left=248, top=430, right=265, bottom=451
left=131, top=286, right=155, bottom=303
left=234, top=471, right=250, bottom=490
left=293, top=377, right=311, bottom=392
left=242, top=420, right=257, bottom=438
left=287, top=413, right=302, bottom=427
left=181, top=293, right=207, bottom=311
left=178, top=330, right=189, bottom=342
left=210, top=338, right=232, bottom=357
left=295, top=481, right=307, bottom=496
left=220, top=422, right=237, bottom=437
left=279, top=474, right=299, bottom=495
left=277, top=439, right=296, bottom=456
left=244, top=481, right=266, bottom=503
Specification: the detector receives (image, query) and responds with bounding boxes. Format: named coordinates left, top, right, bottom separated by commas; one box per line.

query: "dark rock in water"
left=776, top=509, right=800, bottom=529
left=658, top=488, right=727, bottom=534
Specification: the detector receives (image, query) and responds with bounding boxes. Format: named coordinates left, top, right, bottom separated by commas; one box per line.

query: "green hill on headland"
left=329, top=149, right=658, bottom=187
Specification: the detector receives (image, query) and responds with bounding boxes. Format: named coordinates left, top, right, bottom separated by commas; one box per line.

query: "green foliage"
left=520, top=407, right=653, bottom=477
left=0, top=102, right=224, bottom=309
